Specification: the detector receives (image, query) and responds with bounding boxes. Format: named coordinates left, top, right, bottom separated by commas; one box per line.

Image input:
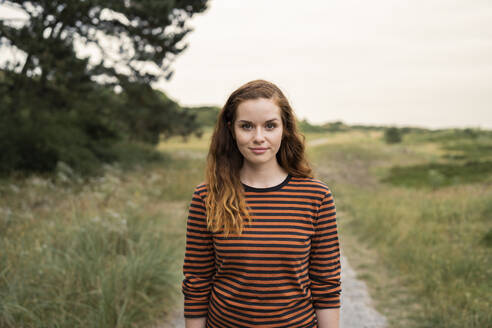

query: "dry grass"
left=0, top=160, right=201, bottom=327
left=2, top=128, right=490, bottom=327
left=310, top=130, right=492, bottom=328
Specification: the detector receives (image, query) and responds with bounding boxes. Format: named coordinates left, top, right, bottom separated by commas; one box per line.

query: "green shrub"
left=298, top=118, right=327, bottom=133
left=384, top=127, right=402, bottom=144
left=381, top=161, right=492, bottom=189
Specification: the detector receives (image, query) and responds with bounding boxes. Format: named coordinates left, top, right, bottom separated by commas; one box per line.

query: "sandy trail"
left=161, top=249, right=387, bottom=328
left=339, top=249, right=388, bottom=327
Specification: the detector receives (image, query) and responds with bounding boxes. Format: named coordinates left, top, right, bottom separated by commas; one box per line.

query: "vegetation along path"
left=4, top=129, right=487, bottom=327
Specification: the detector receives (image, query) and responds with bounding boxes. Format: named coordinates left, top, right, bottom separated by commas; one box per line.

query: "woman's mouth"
left=250, top=148, right=268, bottom=154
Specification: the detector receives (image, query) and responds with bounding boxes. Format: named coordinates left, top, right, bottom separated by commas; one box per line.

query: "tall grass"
left=0, top=151, right=205, bottom=327
left=343, top=184, right=491, bottom=327
left=2, top=127, right=490, bottom=327
left=310, top=130, right=492, bottom=327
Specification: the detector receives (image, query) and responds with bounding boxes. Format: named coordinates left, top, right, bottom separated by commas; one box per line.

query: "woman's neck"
left=239, top=164, right=288, bottom=189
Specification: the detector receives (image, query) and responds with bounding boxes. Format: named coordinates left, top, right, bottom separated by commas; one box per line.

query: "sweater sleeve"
left=182, top=185, right=216, bottom=318
left=309, top=188, right=342, bottom=309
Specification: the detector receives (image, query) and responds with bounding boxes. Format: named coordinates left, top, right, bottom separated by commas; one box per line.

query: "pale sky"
left=1, top=0, right=491, bottom=129
left=156, top=0, right=492, bottom=129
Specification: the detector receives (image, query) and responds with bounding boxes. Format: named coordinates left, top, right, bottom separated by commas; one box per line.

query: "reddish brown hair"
left=205, top=79, right=313, bottom=236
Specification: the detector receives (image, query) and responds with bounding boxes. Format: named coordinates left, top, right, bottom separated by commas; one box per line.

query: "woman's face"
left=230, top=98, right=284, bottom=168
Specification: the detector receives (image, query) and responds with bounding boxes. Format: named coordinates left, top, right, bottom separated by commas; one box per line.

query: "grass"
left=1, top=127, right=491, bottom=327
left=338, top=222, right=422, bottom=326
left=381, top=161, right=492, bottom=189
left=0, top=152, right=206, bottom=327
left=157, top=127, right=213, bottom=155
left=310, top=129, right=492, bottom=327
left=380, top=128, right=492, bottom=189
left=342, top=184, right=491, bottom=327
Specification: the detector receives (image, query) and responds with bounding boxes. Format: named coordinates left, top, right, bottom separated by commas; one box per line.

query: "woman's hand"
left=315, top=307, right=340, bottom=328
left=185, top=317, right=207, bottom=328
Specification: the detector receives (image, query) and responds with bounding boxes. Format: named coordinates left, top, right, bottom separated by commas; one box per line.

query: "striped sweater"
left=182, top=173, right=341, bottom=328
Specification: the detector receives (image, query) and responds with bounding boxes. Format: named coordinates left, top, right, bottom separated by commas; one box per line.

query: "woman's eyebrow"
left=238, top=119, right=279, bottom=123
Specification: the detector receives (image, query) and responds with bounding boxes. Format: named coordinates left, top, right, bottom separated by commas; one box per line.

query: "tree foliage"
left=0, top=1, right=209, bottom=176
left=0, top=0, right=208, bottom=85
left=183, top=105, right=220, bottom=128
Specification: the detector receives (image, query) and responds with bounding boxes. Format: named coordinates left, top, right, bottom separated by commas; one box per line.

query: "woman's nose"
left=254, top=128, right=265, bottom=142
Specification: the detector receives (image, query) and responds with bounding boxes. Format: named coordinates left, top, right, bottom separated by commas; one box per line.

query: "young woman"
left=182, top=80, right=341, bottom=328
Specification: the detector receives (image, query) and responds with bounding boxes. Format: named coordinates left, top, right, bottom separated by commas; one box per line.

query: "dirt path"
left=339, top=249, right=388, bottom=327
left=160, top=249, right=387, bottom=328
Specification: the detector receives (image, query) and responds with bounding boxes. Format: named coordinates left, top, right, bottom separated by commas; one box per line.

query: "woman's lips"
left=250, top=148, right=268, bottom=154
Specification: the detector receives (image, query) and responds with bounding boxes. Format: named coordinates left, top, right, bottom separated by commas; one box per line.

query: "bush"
left=0, top=113, right=120, bottom=177
left=384, top=127, right=402, bottom=144
left=298, top=118, right=327, bottom=133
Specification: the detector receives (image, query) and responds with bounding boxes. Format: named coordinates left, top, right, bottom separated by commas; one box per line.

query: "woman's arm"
left=309, top=189, right=342, bottom=308
left=182, top=185, right=216, bottom=321
left=315, top=308, right=340, bottom=328
left=185, top=317, right=207, bottom=328
left=310, top=188, right=342, bottom=327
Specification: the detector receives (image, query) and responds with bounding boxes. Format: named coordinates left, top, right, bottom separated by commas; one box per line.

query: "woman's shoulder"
left=194, top=181, right=211, bottom=200
left=290, top=175, right=333, bottom=195
left=195, top=181, right=207, bottom=190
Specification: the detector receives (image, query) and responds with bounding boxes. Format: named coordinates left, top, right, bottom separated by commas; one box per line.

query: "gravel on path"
left=340, top=249, right=388, bottom=328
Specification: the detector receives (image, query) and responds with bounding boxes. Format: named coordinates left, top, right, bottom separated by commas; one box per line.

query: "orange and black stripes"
left=182, top=174, right=341, bottom=327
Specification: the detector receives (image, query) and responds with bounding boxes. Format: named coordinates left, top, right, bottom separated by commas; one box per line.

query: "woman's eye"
left=240, top=123, right=276, bottom=130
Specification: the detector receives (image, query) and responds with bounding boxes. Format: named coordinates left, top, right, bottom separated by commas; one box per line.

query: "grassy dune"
left=309, top=129, right=492, bottom=327
left=1, top=127, right=490, bottom=327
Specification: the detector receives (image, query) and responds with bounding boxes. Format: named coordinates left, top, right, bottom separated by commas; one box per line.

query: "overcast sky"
left=156, top=0, right=492, bottom=129
left=1, top=0, right=491, bottom=129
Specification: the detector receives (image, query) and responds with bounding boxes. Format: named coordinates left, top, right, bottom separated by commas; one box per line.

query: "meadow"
left=308, top=128, right=492, bottom=327
left=0, top=127, right=490, bottom=327
left=0, top=149, right=203, bottom=327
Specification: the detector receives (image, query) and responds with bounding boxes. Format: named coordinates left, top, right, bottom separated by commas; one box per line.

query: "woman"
left=182, top=80, right=341, bottom=328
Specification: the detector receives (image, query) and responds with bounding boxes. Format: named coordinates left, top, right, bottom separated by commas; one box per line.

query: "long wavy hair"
left=204, top=79, right=313, bottom=237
